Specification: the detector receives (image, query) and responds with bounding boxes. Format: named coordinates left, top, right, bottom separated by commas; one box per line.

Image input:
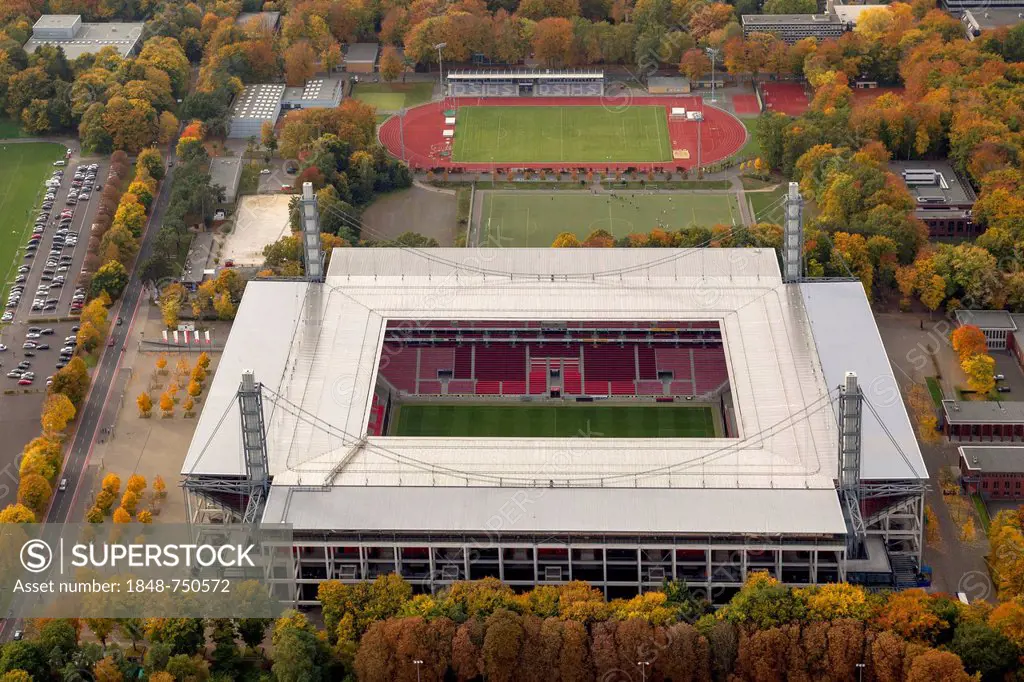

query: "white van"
left=53, top=160, right=65, bottom=167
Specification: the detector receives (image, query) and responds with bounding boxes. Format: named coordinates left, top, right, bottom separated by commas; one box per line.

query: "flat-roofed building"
left=24, top=14, right=144, bottom=59
left=962, top=8, right=1024, bottom=38
left=889, top=160, right=978, bottom=238
left=228, top=83, right=286, bottom=139
left=741, top=13, right=847, bottom=43
left=282, top=76, right=344, bottom=110
left=944, top=0, right=1024, bottom=12
left=235, top=11, right=281, bottom=32
left=960, top=446, right=1024, bottom=498
left=344, top=43, right=380, bottom=73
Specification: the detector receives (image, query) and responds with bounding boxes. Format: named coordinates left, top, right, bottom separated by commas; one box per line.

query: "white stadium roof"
left=182, top=248, right=925, bottom=535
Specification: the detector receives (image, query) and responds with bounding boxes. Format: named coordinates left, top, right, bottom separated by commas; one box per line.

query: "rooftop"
left=888, top=160, right=976, bottom=206
left=183, top=249, right=926, bottom=513
left=943, top=399, right=1024, bottom=425
left=282, top=76, right=344, bottom=106
left=963, top=8, right=1024, bottom=32
left=960, top=445, right=1024, bottom=473
left=832, top=4, right=889, bottom=22
left=208, top=156, right=243, bottom=201
left=742, top=13, right=843, bottom=25
left=25, top=18, right=144, bottom=59
left=345, top=42, right=379, bottom=64
left=230, top=83, right=285, bottom=122
left=448, top=69, right=604, bottom=81
left=33, top=15, right=79, bottom=29
left=954, top=309, right=1016, bottom=331
left=235, top=11, right=281, bottom=31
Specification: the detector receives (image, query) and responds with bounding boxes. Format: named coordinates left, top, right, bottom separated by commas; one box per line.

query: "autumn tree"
left=679, top=48, right=711, bottom=82
left=952, top=325, right=988, bottom=363
left=41, top=393, right=76, bottom=435
left=379, top=46, right=403, bottom=83
left=112, top=507, right=131, bottom=524
left=0, top=504, right=36, bottom=524
left=156, top=355, right=168, bottom=374
left=50, top=356, right=90, bottom=408
left=91, top=260, right=130, bottom=299
left=17, top=475, right=51, bottom=516
left=183, top=396, right=196, bottom=416
left=137, top=509, right=153, bottom=524
left=284, top=41, right=317, bottom=86
left=964, top=353, right=996, bottom=395
left=552, top=232, right=582, bottom=248
left=160, top=391, right=175, bottom=417
left=137, top=392, right=153, bottom=417
left=121, top=490, right=140, bottom=514
left=153, top=475, right=167, bottom=499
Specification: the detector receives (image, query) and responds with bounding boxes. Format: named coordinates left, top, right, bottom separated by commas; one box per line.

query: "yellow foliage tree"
left=112, top=507, right=131, bottom=524
left=126, top=474, right=146, bottom=494
left=86, top=506, right=104, bottom=523
left=153, top=475, right=167, bottom=499
left=155, top=355, right=168, bottom=374
left=187, top=380, right=202, bottom=399
left=18, top=474, right=52, bottom=516
left=963, top=353, right=996, bottom=395
left=960, top=517, right=977, bottom=543
left=197, top=351, right=211, bottom=370
left=191, top=364, right=207, bottom=385
left=552, top=232, right=581, bottom=248
left=136, top=392, right=153, bottom=417
left=159, top=391, right=174, bottom=416
left=0, top=504, right=36, bottom=523
left=137, top=509, right=153, bottom=524
left=121, top=490, right=140, bottom=514
left=102, top=473, right=121, bottom=494
left=41, top=393, right=76, bottom=435
left=799, top=583, right=871, bottom=620
left=183, top=396, right=195, bottom=416
left=175, top=357, right=190, bottom=377
left=95, top=489, right=116, bottom=514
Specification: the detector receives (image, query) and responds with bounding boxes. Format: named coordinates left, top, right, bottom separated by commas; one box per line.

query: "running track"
left=379, top=96, right=746, bottom=172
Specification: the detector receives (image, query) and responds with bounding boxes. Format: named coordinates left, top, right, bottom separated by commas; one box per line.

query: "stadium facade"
left=182, top=248, right=928, bottom=604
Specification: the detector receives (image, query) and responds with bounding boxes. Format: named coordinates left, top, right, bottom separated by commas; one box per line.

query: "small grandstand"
left=446, top=70, right=605, bottom=98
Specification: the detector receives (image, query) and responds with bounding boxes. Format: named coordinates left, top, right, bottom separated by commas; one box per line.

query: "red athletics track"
left=378, top=96, right=746, bottom=172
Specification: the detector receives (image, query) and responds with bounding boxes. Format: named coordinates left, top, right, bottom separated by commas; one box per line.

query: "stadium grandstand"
left=446, top=70, right=604, bottom=98
left=182, top=242, right=927, bottom=604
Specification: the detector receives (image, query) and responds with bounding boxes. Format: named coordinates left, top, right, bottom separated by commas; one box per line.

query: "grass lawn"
left=926, top=376, right=945, bottom=408
left=392, top=403, right=717, bottom=438
left=972, top=493, right=991, bottom=533
left=0, top=143, right=66, bottom=303
left=479, top=191, right=739, bottom=246
left=353, top=82, right=435, bottom=111
left=737, top=117, right=761, bottom=160
left=453, top=106, right=672, bottom=164
left=0, top=117, right=23, bottom=139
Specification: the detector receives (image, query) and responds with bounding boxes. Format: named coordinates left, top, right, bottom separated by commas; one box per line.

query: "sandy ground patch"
left=221, top=194, right=293, bottom=267
left=362, top=187, right=457, bottom=245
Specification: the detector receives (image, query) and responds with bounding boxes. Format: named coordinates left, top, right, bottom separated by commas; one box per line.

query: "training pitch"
left=478, top=191, right=740, bottom=247
left=0, top=143, right=65, bottom=301
left=452, top=105, right=672, bottom=164
left=391, top=403, right=718, bottom=438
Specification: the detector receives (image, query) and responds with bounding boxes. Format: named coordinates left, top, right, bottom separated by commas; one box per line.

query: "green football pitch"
left=0, top=143, right=65, bottom=303
left=478, top=191, right=740, bottom=247
left=391, top=403, right=717, bottom=438
left=452, top=106, right=672, bottom=163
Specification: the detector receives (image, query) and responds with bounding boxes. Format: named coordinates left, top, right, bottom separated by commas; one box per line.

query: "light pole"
left=637, top=660, right=651, bottom=682
left=856, top=662, right=865, bottom=682
left=414, top=659, right=424, bottom=682
left=435, top=42, right=447, bottom=101
left=705, top=47, right=720, bottom=103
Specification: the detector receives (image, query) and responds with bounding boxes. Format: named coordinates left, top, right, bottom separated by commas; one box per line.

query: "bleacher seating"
left=693, top=347, right=729, bottom=393
left=583, top=346, right=635, bottom=381
left=476, top=345, right=526, bottom=381
left=367, top=395, right=385, bottom=436
left=419, top=347, right=454, bottom=379
left=379, top=344, right=417, bottom=393
left=637, top=347, right=656, bottom=380
left=376, top=321, right=728, bottom=401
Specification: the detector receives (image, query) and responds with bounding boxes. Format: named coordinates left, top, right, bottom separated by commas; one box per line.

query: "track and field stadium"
left=183, top=244, right=928, bottom=605
left=378, top=70, right=745, bottom=170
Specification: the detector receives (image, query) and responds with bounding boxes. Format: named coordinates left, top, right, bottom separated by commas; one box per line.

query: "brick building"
left=959, top=446, right=1024, bottom=499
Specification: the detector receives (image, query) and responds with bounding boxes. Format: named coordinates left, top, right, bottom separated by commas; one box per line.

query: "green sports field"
left=392, top=403, right=717, bottom=438
left=0, top=142, right=66, bottom=303
left=353, top=82, right=435, bottom=111
left=452, top=106, right=672, bottom=163
left=478, top=191, right=740, bottom=247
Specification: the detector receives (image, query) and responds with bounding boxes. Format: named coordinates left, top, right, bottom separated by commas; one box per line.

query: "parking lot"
left=0, top=153, right=110, bottom=474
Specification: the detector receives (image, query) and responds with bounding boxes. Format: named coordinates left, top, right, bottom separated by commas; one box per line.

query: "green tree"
left=90, top=260, right=129, bottom=300
left=136, top=147, right=165, bottom=181
left=0, top=641, right=47, bottom=680
left=271, top=612, right=329, bottom=682
left=950, top=621, right=1019, bottom=680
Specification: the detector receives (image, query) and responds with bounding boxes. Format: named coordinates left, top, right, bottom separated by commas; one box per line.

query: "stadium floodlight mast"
left=705, top=47, right=721, bottom=103
left=435, top=42, right=447, bottom=94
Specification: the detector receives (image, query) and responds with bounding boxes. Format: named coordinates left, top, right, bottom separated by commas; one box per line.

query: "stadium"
left=377, top=69, right=746, bottom=172
left=182, top=230, right=927, bottom=604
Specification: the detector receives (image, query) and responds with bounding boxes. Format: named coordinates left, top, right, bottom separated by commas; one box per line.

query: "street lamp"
left=637, top=660, right=651, bottom=682
left=856, top=662, right=865, bottom=682
left=705, top=47, right=721, bottom=103
left=413, top=659, right=424, bottom=682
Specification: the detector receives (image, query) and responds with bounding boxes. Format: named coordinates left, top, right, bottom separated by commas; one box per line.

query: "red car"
left=17, top=378, right=32, bottom=386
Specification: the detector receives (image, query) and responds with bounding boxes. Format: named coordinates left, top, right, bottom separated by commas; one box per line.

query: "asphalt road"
left=0, top=152, right=176, bottom=637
